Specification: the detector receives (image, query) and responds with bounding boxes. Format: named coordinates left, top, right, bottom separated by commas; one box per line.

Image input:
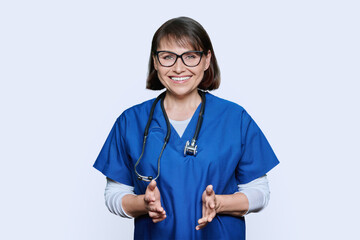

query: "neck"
left=164, top=90, right=201, bottom=121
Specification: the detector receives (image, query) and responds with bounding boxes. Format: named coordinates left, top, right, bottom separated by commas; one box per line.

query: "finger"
left=152, top=215, right=167, bottom=223
left=196, top=221, right=208, bottom=230
left=149, top=210, right=166, bottom=218
left=205, top=209, right=212, bottom=222
left=151, top=206, right=163, bottom=212
left=148, top=180, right=157, bottom=191
left=206, top=185, right=213, bottom=195
left=145, top=195, right=155, bottom=203
left=208, top=211, right=216, bottom=222
left=149, top=211, right=162, bottom=218
left=198, top=217, right=208, bottom=225
left=196, top=224, right=206, bottom=230
left=145, top=190, right=156, bottom=202
left=207, top=198, right=215, bottom=209
left=144, top=190, right=152, bottom=201
left=204, top=205, right=216, bottom=222
left=155, top=206, right=165, bottom=214
left=148, top=205, right=165, bottom=213
left=210, top=210, right=216, bottom=219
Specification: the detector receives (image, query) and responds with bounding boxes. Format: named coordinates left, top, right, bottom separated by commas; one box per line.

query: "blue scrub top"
left=94, top=93, right=279, bottom=240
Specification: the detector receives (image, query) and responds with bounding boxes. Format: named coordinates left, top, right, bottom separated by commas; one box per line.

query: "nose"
left=172, top=57, right=186, bottom=73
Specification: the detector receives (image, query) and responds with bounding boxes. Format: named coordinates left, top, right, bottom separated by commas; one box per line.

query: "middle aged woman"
left=94, top=16, right=279, bottom=239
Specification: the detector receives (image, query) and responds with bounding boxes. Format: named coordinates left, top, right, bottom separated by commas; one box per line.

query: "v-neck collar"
left=169, top=117, right=191, bottom=138
left=152, top=93, right=205, bottom=153
left=171, top=102, right=202, bottom=139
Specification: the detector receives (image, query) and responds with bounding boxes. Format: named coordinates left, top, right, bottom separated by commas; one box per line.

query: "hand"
left=144, top=180, right=166, bottom=223
left=196, top=185, right=217, bottom=230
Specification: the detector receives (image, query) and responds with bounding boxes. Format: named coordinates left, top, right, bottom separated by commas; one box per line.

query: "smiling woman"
left=147, top=17, right=220, bottom=91
left=93, top=16, right=279, bottom=240
left=153, top=40, right=211, bottom=106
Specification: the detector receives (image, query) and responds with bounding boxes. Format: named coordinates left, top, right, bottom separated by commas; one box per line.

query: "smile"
left=170, top=76, right=191, bottom=81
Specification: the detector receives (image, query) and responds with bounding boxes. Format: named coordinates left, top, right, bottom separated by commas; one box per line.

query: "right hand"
left=144, top=180, right=166, bottom=223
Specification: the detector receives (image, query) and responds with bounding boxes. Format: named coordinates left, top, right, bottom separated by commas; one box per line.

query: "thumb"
left=148, top=180, right=157, bottom=191
left=206, top=185, right=213, bottom=195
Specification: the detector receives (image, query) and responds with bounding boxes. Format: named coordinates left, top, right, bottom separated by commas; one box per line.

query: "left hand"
left=196, top=185, right=217, bottom=230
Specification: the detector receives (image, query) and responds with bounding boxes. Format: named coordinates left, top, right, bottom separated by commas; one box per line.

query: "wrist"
left=214, top=193, right=249, bottom=216
left=215, top=194, right=223, bottom=214
left=122, top=194, right=148, bottom=218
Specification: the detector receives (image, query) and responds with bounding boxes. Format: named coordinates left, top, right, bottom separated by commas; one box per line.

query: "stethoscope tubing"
left=134, top=90, right=205, bottom=182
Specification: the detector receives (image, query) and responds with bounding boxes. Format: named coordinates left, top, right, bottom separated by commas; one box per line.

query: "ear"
left=153, top=55, right=158, bottom=71
left=204, top=50, right=211, bottom=71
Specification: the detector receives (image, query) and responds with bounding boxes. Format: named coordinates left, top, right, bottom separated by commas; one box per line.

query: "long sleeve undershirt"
left=105, top=175, right=270, bottom=218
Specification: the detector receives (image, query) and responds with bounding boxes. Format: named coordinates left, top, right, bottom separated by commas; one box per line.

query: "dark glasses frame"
left=155, top=50, right=204, bottom=67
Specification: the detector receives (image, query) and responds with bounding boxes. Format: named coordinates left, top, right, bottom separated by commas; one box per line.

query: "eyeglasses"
left=155, top=51, right=204, bottom=67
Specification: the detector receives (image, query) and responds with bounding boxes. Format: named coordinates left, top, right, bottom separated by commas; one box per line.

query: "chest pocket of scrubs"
left=134, top=127, right=166, bottom=180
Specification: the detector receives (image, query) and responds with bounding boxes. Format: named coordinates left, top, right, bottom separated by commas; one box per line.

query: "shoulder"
left=109, top=98, right=157, bottom=134
left=206, top=92, right=246, bottom=116
left=116, top=98, right=156, bottom=121
left=111, top=97, right=158, bottom=138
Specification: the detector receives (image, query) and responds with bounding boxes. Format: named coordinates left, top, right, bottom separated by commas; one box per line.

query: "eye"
left=163, top=55, right=175, bottom=60
left=158, top=52, right=176, bottom=60
left=184, top=52, right=200, bottom=60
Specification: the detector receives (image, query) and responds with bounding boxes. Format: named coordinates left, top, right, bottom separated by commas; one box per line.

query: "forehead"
left=157, top=36, right=201, bottom=52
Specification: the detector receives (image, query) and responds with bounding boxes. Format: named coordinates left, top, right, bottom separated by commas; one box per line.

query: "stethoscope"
left=134, top=90, right=206, bottom=182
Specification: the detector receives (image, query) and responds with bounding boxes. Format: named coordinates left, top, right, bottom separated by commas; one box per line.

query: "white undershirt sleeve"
left=237, top=175, right=270, bottom=215
left=105, top=178, right=135, bottom=219
left=104, top=175, right=270, bottom=218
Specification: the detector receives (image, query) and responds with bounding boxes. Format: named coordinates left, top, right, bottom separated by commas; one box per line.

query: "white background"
left=1, top=0, right=359, bottom=239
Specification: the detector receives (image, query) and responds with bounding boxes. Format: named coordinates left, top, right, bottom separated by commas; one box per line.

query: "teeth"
left=171, top=77, right=190, bottom=81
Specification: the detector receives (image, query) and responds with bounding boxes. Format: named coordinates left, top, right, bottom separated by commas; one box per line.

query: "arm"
left=237, top=175, right=270, bottom=214
left=215, top=192, right=249, bottom=217
left=217, top=175, right=270, bottom=216
left=105, top=178, right=135, bottom=218
left=196, top=187, right=248, bottom=230
left=122, top=180, right=166, bottom=223
left=105, top=178, right=166, bottom=223
left=196, top=176, right=270, bottom=230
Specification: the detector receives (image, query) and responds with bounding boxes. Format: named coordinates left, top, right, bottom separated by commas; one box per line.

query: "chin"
left=168, top=88, right=198, bottom=97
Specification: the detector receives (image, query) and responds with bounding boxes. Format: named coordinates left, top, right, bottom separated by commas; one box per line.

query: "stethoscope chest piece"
left=184, top=139, right=197, bottom=156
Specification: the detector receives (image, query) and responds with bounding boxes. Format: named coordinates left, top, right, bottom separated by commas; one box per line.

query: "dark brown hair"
left=146, top=17, right=220, bottom=90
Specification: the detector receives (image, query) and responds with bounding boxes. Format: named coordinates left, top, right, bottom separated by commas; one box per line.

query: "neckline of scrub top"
left=169, top=117, right=192, bottom=138
left=153, top=93, right=205, bottom=154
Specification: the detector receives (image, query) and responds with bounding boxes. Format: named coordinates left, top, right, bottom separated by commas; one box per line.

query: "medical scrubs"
left=94, top=92, right=279, bottom=240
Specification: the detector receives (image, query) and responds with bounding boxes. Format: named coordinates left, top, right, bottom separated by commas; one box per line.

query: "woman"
left=94, top=16, right=279, bottom=239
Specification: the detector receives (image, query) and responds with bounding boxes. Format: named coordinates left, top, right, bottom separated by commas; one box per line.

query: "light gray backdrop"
left=1, top=0, right=359, bottom=239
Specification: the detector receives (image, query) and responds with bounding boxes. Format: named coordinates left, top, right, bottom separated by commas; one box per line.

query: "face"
left=153, top=38, right=211, bottom=99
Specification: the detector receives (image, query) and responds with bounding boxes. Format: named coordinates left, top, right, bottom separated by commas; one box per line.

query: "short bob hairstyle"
left=146, top=17, right=220, bottom=90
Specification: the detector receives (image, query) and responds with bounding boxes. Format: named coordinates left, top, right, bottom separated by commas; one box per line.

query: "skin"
left=153, top=38, right=211, bottom=120
left=122, top=38, right=250, bottom=229
left=196, top=185, right=249, bottom=230
left=122, top=180, right=166, bottom=223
